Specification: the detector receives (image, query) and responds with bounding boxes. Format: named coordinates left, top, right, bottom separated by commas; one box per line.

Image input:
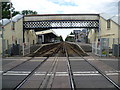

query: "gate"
left=112, top=38, right=120, bottom=57
left=92, top=38, right=120, bottom=57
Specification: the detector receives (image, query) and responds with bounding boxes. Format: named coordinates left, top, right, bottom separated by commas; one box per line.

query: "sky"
left=11, top=0, right=119, bottom=40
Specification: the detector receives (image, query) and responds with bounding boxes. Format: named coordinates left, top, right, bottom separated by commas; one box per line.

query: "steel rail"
left=14, top=43, right=62, bottom=90
left=39, top=57, right=59, bottom=89
left=64, top=42, right=76, bottom=90
left=2, top=57, right=34, bottom=75
left=67, top=42, right=120, bottom=90
left=14, top=57, right=48, bottom=90
left=32, top=43, right=60, bottom=57
left=2, top=43, right=60, bottom=74
left=2, top=43, right=44, bottom=74
left=39, top=43, right=62, bottom=89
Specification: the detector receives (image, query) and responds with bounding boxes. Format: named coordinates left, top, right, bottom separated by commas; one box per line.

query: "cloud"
left=11, top=0, right=119, bottom=15
left=11, top=0, right=119, bottom=39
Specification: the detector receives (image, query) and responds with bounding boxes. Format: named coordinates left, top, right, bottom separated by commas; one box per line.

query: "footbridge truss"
left=23, top=14, right=100, bottom=30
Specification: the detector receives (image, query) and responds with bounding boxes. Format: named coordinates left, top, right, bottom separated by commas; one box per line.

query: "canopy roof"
left=36, top=30, right=58, bottom=37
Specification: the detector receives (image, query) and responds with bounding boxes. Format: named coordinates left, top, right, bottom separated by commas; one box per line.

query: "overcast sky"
left=11, top=0, right=119, bottom=40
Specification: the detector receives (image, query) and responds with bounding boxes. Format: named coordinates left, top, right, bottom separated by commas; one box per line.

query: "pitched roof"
left=100, top=13, right=119, bottom=25
left=12, top=14, right=23, bottom=22
left=0, top=19, right=10, bottom=26
left=36, top=30, right=58, bottom=37
left=0, top=14, right=24, bottom=26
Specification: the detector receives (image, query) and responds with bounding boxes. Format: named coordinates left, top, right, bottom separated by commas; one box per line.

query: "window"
left=107, top=19, right=111, bottom=29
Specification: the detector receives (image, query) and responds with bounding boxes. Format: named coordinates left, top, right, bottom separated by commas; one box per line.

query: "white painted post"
left=98, top=17, right=102, bottom=57
left=42, top=35, right=44, bottom=43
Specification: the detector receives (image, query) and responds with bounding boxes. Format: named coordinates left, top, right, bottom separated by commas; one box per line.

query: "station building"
left=88, top=14, right=120, bottom=56
left=0, top=14, right=38, bottom=56
left=36, top=30, right=58, bottom=44
left=73, top=29, right=88, bottom=43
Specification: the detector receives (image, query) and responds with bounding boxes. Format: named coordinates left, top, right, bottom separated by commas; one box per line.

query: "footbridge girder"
left=23, top=14, right=100, bottom=30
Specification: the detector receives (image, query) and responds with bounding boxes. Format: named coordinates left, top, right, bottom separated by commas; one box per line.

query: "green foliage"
left=21, top=10, right=37, bottom=15
left=59, top=35, right=63, bottom=41
left=65, top=36, right=74, bottom=42
left=65, top=32, right=75, bottom=42
left=2, top=2, right=16, bottom=19
left=12, top=11, right=20, bottom=16
left=55, top=36, right=64, bottom=41
left=70, top=32, right=74, bottom=35
left=2, top=2, right=38, bottom=19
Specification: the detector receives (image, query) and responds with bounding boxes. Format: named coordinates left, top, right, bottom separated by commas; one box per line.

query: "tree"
left=70, top=32, right=74, bottom=35
left=2, top=2, right=19, bottom=19
left=2, top=2, right=38, bottom=19
left=22, top=10, right=37, bottom=15
left=59, top=35, right=63, bottom=41
left=55, top=36, right=64, bottom=42
left=12, top=11, right=20, bottom=16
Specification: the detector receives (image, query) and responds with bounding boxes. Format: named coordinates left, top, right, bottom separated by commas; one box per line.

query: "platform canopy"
left=23, top=14, right=100, bottom=30
left=36, top=29, right=58, bottom=37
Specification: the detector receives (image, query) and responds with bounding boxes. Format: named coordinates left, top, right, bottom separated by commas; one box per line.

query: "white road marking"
left=73, top=74, right=101, bottom=76
left=87, top=59, right=118, bottom=61
left=3, top=59, right=27, bottom=61
left=73, top=71, right=99, bottom=74
left=105, top=70, right=120, bottom=73
left=106, top=73, right=119, bottom=75
left=3, top=73, right=29, bottom=75
left=3, top=71, right=119, bottom=76
left=3, top=71, right=31, bottom=75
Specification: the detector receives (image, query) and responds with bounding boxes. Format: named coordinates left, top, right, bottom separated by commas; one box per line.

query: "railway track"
left=6, top=42, right=77, bottom=89
left=2, top=43, right=61, bottom=74
left=66, top=42, right=120, bottom=90
left=13, top=43, right=64, bottom=90
left=64, top=42, right=76, bottom=90
left=2, top=42, right=119, bottom=89
left=2, top=43, right=62, bottom=89
left=37, top=42, right=76, bottom=89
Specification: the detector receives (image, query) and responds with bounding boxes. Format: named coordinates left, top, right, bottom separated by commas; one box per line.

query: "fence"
left=92, top=38, right=120, bottom=57
left=2, top=39, right=23, bottom=56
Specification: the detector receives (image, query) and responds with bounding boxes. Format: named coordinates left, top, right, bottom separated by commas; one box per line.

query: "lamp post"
left=0, top=1, right=3, bottom=57
left=0, top=0, right=10, bottom=90
left=118, top=1, right=120, bottom=58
